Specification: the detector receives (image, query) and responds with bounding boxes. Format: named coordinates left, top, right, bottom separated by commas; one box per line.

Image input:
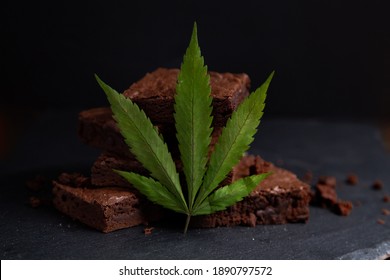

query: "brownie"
left=91, top=154, right=311, bottom=227
left=52, top=173, right=163, bottom=233
left=191, top=155, right=311, bottom=227
left=78, top=107, right=133, bottom=157
left=123, top=68, right=250, bottom=127
left=91, top=152, right=149, bottom=188
left=90, top=151, right=229, bottom=189
left=79, top=107, right=222, bottom=158
left=53, top=156, right=311, bottom=232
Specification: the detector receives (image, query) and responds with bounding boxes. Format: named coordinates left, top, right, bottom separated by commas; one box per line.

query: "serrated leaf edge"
left=194, top=72, right=274, bottom=209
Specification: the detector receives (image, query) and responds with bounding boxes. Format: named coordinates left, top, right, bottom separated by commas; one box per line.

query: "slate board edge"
left=338, top=240, right=390, bottom=260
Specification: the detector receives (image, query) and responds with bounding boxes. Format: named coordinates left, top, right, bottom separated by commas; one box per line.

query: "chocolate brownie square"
left=52, top=173, right=163, bottom=233
left=123, top=68, right=250, bottom=127
left=191, top=155, right=311, bottom=227
left=78, top=107, right=177, bottom=158
left=90, top=153, right=310, bottom=227
left=79, top=107, right=222, bottom=158
left=53, top=155, right=310, bottom=232
left=91, top=152, right=149, bottom=188
left=90, top=151, right=232, bottom=190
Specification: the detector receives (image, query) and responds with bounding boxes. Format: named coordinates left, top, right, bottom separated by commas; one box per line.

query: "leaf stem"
left=184, top=214, right=191, bottom=234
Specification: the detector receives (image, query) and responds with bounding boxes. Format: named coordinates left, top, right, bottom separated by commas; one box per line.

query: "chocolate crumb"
left=377, top=219, right=386, bottom=225
left=372, top=180, right=383, bottom=190
left=29, top=196, right=42, bottom=208
left=312, top=177, right=353, bottom=216
left=383, top=195, right=390, bottom=203
left=346, top=174, right=358, bottom=185
left=381, top=208, right=390, bottom=216
left=333, top=201, right=353, bottom=216
left=58, top=173, right=90, bottom=188
left=26, top=175, right=47, bottom=191
left=318, top=176, right=336, bottom=188
left=144, top=227, right=154, bottom=235
left=313, top=184, right=338, bottom=207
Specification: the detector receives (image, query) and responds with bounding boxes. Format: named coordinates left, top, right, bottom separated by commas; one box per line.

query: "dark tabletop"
left=1, top=110, right=389, bottom=259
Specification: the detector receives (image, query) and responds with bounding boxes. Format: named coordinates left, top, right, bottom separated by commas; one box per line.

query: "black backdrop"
left=2, top=0, right=390, bottom=119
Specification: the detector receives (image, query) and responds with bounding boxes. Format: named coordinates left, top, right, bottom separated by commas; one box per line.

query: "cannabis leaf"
left=96, top=22, right=273, bottom=233
left=95, top=76, right=188, bottom=213
left=174, top=23, right=213, bottom=212
left=193, top=72, right=274, bottom=211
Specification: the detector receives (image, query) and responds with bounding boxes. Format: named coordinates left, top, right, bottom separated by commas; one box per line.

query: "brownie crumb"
left=144, top=227, right=155, bottom=235
left=377, top=219, right=386, bottom=225
left=318, top=176, right=337, bottom=188
left=381, top=208, right=390, bottom=216
left=372, top=180, right=383, bottom=190
left=58, top=173, right=90, bottom=188
left=383, top=195, right=390, bottom=203
left=346, top=174, right=358, bottom=185
left=26, top=175, right=47, bottom=191
left=312, top=176, right=353, bottom=216
left=333, top=201, right=353, bottom=216
left=314, top=184, right=338, bottom=207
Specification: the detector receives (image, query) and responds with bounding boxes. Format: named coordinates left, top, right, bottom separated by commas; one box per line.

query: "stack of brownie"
left=53, top=68, right=311, bottom=233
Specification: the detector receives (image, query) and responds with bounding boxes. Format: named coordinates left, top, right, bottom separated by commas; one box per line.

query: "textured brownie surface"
left=90, top=153, right=310, bottom=227
left=53, top=156, right=310, bottom=232
left=78, top=107, right=133, bottom=157
left=191, top=155, right=311, bottom=227
left=53, top=183, right=143, bottom=232
left=123, top=68, right=250, bottom=126
left=91, top=152, right=149, bottom=188
left=52, top=173, right=162, bottom=233
left=90, top=152, right=228, bottom=189
left=79, top=107, right=222, bottom=157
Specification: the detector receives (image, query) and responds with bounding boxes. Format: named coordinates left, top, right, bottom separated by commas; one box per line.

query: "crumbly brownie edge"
left=191, top=157, right=311, bottom=228
left=52, top=180, right=147, bottom=233
left=123, top=68, right=250, bottom=126
left=91, top=152, right=149, bottom=189
left=78, top=107, right=134, bottom=158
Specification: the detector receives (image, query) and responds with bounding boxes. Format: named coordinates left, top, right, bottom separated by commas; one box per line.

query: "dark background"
left=1, top=1, right=390, bottom=259
left=2, top=0, right=390, bottom=116
left=1, top=0, right=390, bottom=159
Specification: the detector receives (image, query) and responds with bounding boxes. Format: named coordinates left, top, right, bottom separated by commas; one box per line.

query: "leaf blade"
left=195, top=72, right=274, bottom=208
left=96, top=75, right=188, bottom=212
left=174, top=23, right=213, bottom=210
left=193, top=173, right=270, bottom=215
left=115, top=170, right=187, bottom=214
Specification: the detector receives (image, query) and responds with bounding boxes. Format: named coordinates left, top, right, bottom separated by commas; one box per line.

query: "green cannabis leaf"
left=174, top=23, right=213, bottom=219
left=96, top=22, right=273, bottom=233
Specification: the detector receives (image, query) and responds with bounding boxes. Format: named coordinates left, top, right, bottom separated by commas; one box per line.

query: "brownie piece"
left=78, top=107, right=133, bottom=157
left=91, top=152, right=149, bottom=188
left=91, top=151, right=231, bottom=189
left=53, top=173, right=163, bottom=233
left=312, top=176, right=353, bottom=216
left=53, top=156, right=311, bottom=232
left=79, top=107, right=222, bottom=158
left=91, top=153, right=310, bottom=227
left=191, top=155, right=311, bottom=227
left=123, top=68, right=250, bottom=127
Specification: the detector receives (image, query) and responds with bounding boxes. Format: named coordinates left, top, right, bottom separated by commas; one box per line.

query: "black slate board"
left=1, top=111, right=390, bottom=259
